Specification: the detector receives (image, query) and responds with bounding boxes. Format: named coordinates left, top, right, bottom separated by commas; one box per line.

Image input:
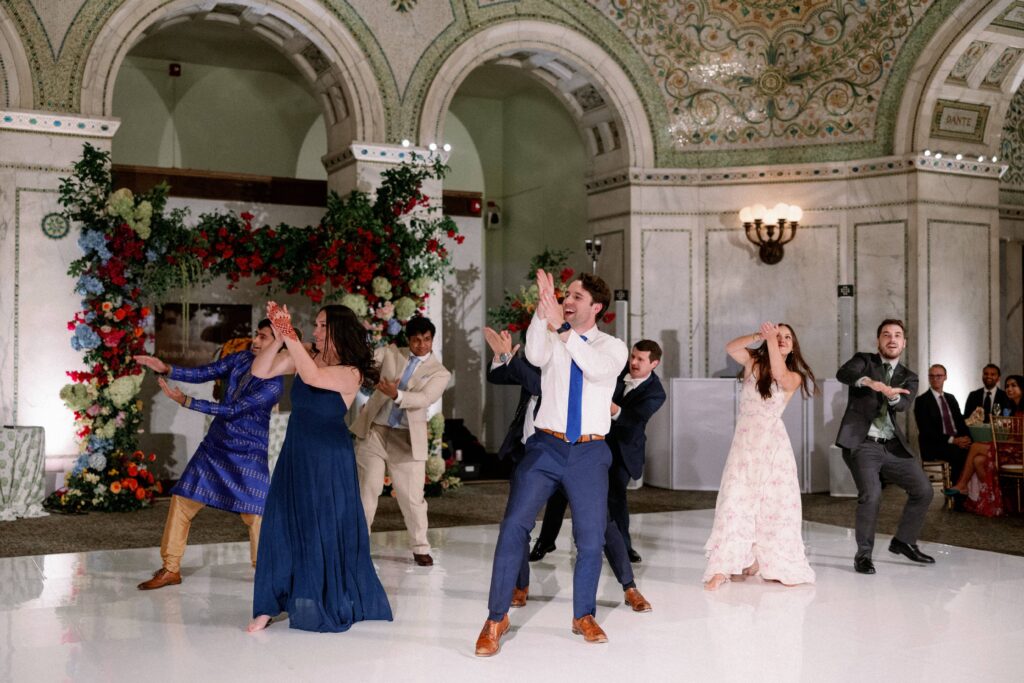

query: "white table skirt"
left=0, top=426, right=49, bottom=521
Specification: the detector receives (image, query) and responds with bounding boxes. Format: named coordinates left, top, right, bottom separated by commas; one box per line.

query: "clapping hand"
left=484, top=326, right=520, bottom=359
left=535, top=269, right=561, bottom=329
left=266, top=301, right=297, bottom=341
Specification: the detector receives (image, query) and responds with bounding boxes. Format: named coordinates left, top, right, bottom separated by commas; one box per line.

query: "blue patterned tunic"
left=168, top=352, right=284, bottom=515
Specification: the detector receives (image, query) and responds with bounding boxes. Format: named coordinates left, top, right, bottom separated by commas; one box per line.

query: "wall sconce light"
left=738, top=202, right=803, bottom=265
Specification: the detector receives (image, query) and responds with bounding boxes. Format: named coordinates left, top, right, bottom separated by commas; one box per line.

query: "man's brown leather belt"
left=538, top=428, right=605, bottom=444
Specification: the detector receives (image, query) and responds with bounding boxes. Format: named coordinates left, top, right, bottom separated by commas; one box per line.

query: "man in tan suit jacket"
left=352, top=316, right=451, bottom=566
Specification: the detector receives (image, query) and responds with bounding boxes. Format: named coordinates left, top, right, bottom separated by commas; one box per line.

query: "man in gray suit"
left=836, top=318, right=934, bottom=575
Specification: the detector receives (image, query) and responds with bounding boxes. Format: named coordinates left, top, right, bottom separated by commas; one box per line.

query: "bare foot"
left=247, top=615, right=272, bottom=632
left=742, top=561, right=759, bottom=576
left=704, top=574, right=729, bottom=591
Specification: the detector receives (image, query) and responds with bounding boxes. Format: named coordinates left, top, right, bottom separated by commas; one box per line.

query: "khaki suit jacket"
left=350, top=344, right=451, bottom=461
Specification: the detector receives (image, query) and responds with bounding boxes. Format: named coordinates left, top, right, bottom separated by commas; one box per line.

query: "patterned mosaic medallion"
left=41, top=212, right=70, bottom=239
left=594, top=0, right=935, bottom=150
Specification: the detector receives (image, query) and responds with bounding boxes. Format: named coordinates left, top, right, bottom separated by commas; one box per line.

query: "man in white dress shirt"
left=475, top=270, right=628, bottom=656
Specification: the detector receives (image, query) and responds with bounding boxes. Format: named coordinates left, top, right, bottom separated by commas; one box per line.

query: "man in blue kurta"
left=134, top=319, right=284, bottom=590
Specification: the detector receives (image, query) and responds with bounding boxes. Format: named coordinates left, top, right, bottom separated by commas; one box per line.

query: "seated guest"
left=913, top=364, right=971, bottom=483
left=946, top=374, right=1024, bottom=517
left=964, top=364, right=1008, bottom=423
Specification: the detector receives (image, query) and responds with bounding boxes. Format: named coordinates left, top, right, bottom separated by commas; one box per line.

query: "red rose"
left=135, top=487, right=147, bottom=500
left=602, top=312, right=616, bottom=324
left=508, top=323, right=520, bottom=333
left=560, top=267, right=574, bottom=283
left=127, top=464, right=138, bottom=477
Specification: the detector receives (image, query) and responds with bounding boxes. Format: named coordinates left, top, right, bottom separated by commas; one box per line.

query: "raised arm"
left=724, top=332, right=758, bottom=374
left=269, top=304, right=363, bottom=397
left=135, top=353, right=236, bottom=384
left=836, top=353, right=869, bottom=386
left=251, top=329, right=295, bottom=379
left=178, top=378, right=283, bottom=418
left=525, top=269, right=559, bottom=368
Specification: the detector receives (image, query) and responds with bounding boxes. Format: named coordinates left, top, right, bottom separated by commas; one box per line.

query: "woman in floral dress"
left=704, top=322, right=817, bottom=591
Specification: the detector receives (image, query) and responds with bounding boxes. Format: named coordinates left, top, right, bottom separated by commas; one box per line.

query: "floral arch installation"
left=50, top=144, right=460, bottom=512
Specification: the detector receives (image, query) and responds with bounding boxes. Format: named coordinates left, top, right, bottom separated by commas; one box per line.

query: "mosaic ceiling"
left=589, top=0, right=935, bottom=151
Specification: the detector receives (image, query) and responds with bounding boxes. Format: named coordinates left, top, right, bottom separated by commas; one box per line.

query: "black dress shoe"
left=529, top=540, right=555, bottom=562
left=854, top=557, right=876, bottom=574
left=889, top=539, right=935, bottom=563
left=627, top=548, right=642, bottom=563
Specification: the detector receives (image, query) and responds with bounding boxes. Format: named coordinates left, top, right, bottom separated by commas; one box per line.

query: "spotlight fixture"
left=924, top=150, right=932, bottom=156
left=428, top=142, right=438, bottom=152
left=955, top=153, right=963, bottom=160
left=401, top=139, right=411, bottom=148
left=442, top=143, right=452, bottom=152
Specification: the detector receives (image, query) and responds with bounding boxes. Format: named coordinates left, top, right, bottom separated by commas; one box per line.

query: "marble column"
left=0, top=110, right=119, bottom=459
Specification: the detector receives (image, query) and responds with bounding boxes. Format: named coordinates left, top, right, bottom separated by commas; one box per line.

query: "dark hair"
left=748, top=323, right=817, bottom=399
left=633, top=339, right=663, bottom=363
left=319, top=305, right=380, bottom=387
left=575, top=273, right=612, bottom=317
left=876, top=319, right=906, bottom=337
left=985, top=363, right=1002, bottom=375
left=257, top=318, right=272, bottom=331
left=405, top=316, right=436, bottom=339
left=1005, top=375, right=1024, bottom=415
left=929, top=364, right=947, bottom=374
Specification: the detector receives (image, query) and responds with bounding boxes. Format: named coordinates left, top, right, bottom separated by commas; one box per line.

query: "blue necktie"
left=565, top=335, right=587, bottom=443
left=387, top=356, right=421, bottom=427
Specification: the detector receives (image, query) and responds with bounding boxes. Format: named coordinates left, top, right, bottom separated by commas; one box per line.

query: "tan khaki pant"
left=355, top=423, right=430, bottom=554
left=160, top=494, right=261, bottom=573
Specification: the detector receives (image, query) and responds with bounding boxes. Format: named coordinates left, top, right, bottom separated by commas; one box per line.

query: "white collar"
left=572, top=324, right=598, bottom=339
left=931, top=388, right=945, bottom=400
left=625, top=373, right=651, bottom=385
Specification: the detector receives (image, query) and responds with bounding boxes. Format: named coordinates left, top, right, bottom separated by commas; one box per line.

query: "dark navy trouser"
left=487, top=431, right=611, bottom=620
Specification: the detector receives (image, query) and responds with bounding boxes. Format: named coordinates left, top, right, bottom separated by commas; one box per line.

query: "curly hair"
left=747, top=323, right=817, bottom=399
left=320, top=305, right=380, bottom=387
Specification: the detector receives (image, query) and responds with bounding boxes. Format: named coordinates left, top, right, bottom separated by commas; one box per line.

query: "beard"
left=879, top=346, right=902, bottom=360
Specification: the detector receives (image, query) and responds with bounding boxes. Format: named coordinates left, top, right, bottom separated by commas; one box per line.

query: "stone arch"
left=78, top=0, right=388, bottom=156
left=417, top=20, right=655, bottom=174
left=894, top=0, right=1022, bottom=158
left=0, top=4, right=33, bottom=108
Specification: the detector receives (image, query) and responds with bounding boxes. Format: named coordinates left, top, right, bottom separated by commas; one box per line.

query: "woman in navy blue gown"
left=248, top=302, right=392, bottom=632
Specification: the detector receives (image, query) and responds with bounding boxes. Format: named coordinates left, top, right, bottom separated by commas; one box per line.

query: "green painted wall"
left=111, top=56, right=326, bottom=179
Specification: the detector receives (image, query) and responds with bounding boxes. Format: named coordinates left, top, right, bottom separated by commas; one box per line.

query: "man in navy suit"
left=913, top=364, right=971, bottom=482
left=530, top=340, right=667, bottom=564
left=963, top=364, right=1009, bottom=424
left=606, top=340, right=667, bottom=562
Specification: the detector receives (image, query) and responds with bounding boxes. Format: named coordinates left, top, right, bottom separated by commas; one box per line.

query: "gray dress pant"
left=842, top=440, right=934, bottom=559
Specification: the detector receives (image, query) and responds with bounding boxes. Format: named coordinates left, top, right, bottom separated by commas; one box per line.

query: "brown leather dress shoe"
left=510, top=586, right=529, bottom=608
left=137, top=568, right=181, bottom=591
left=413, top=553, right=434, bottom=567
left=474, top=615, right=510, bottom=656
left=571, top=615, right=608, bottom=643
left=624, top=587, right=652, bottom=612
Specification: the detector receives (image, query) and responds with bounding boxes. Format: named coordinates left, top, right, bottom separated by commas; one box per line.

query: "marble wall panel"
left=853, top=220, right=907, bottom=352
left=0, top=172, right=13, bottom=424
left=640, top=228, right=693, bottom=378
left=926, top=220, right=992, bottom=401
left=1000, top=241, right=1023, bottom=376
left=705, top=225, right=840, bottom=379
left=12, top=186, right=82, bottom=455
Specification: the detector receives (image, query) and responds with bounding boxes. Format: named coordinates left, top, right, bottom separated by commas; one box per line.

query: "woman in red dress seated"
left=945, top=375, right=1023, bottom=517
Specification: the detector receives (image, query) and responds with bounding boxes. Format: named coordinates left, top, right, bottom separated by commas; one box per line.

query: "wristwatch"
left=556, top=322, right=572, bottom=334
left=499, top=352, right=512, bottom=364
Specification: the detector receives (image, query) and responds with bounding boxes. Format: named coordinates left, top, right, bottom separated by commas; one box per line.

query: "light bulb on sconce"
left=738, top=201, right=803, bottom=265
left=584, top=238, right=603, bottom=274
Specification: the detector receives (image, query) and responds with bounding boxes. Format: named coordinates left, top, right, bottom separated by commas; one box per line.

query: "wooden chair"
left=921, top=460, right=953, bottom=510
left=992, top=415, right=1024, bottom=513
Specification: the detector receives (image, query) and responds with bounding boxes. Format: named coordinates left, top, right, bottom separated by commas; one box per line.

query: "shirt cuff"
left=490, top=358, right=504, bottom=369
left=394, top=389, right=404, bottom=405
left=855, top=376, right=870, bottom=387
left=611, top=409, right=621, bottom=421
left=887, top=394, right=900, bottom=405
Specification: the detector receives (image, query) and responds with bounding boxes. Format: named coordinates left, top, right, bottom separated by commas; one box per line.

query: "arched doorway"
left=420, top=22, right=653, bottom=451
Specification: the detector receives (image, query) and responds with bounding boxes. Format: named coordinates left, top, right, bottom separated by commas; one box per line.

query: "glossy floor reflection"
left=1, top=509, right=1022, bottom=682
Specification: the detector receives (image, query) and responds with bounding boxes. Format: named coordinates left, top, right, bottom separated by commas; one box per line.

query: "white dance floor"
left=2, top=509, right=1022, bottom=682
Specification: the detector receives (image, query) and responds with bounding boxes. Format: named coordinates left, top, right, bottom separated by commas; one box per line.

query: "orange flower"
left=155, top=481, right=163, bottom=494
left=124, top=478, right=138, bottom=491
left=135, top=487, right=146, bottom=500
left=383, top=476, right=392, bottom=487
left=110, top=481, right=122, bottom=494
left=133, top=450, right=144, bottom=459
left=127, top=464, right=138, bottom=477
left=134, top=327, right=144, bottom=338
